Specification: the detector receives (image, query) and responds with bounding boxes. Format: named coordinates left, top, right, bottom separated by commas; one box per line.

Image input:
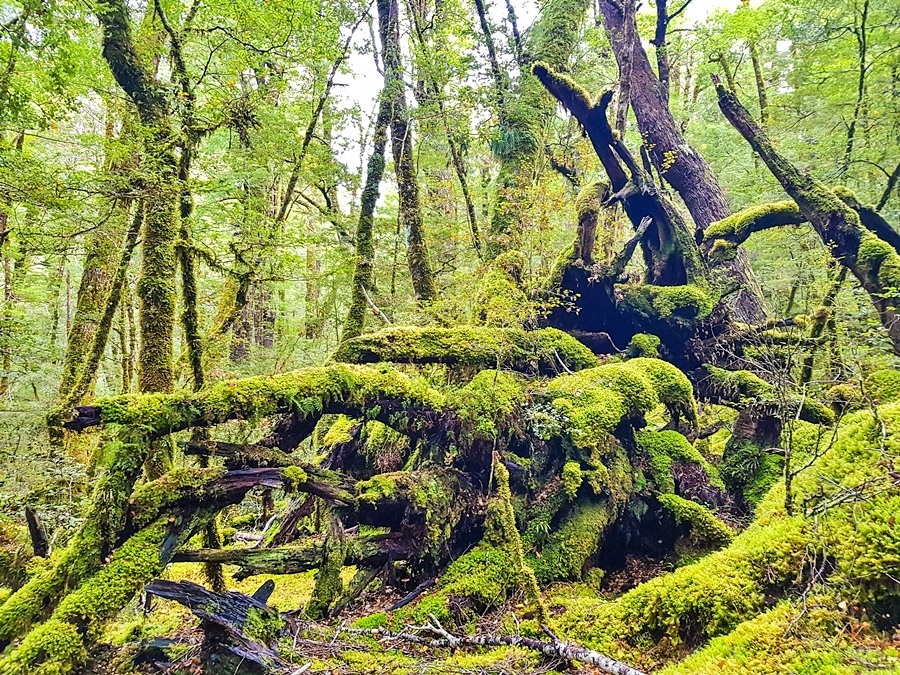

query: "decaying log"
left=145, top=579, right=289, bottom=671
left=172, top=533, right=419, bottom=580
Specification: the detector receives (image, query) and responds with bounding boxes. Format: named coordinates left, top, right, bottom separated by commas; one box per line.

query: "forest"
left=0, top=0, right=899, bottom=672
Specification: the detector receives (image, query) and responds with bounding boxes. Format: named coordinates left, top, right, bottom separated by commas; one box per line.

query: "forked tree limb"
left=715, top=76, right=900, bottom=355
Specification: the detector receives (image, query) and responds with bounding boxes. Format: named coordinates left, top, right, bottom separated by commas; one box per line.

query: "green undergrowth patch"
left=661, top=600, right=900, bottom=675
left=549, top=401, right=900, bottom=668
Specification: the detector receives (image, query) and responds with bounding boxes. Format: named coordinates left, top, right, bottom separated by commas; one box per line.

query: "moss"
left=627, top=357, right=698, bottom=426
left=485, top=458, right=547, bottom=621
left=0, top=517, right=33, bottom=590
left=92, top=364, right=447, bottom=436
left=542, top=244, right=577, bottom=290
left=449, top=370, right=524, bottom=441
left=705, top=364, right=770, bottom=400
left=561, top=461, right=583, bottom=499
left=2, top=509, right=205, bottom=674
left=282, top=465, right=309, bottom=492
left=720, top=440, right=783, bottom=504
left=545, top=360, right=699, bottom=454
left=0, top=429, right=150, bottom=644
left=554, top=401, right=900, bottom=661
left=243, top=606, right=283, bottom=644
left=529, top=497, right=618, bottom=583
left=528, top=447, right=632, bottom=584
left=333, top=325, right=598, bottom=373
left=619, top=284, right=715, bottom=330
left=704, top=201, right=801, bottom=243
left=865, top=368, right=900, bottom=403
left=322, top=415, right=357, bottom=448
left=626, top=333, right=661, bottom=359
left=705, top=365, right=834, bottom=425
left=637, top=430, right=724, bottom=495
left=472, top=252, right=530, bottom=327
left=0, top=618, right=87, bottom=675
left=355, top=469, right=460, bottom=555
left=305, top=522, right=348, bottom=620
left=658, top=494, right=733, bottom=544
left=128, top=467, right=226, bottom=528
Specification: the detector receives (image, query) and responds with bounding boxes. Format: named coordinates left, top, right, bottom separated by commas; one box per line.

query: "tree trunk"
left=598, top=0, right=767, bottom=323
left=378, top=0, right=438, bottom=302
left=343, top=95, right=393, bottom=340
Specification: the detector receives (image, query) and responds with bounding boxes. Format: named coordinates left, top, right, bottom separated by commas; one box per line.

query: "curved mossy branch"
left=696, top=365, right=834, bottom=426
left=715, top=80, right=900, bottom=355
left=332, top=326, right=599, bottom=374
left=705, top=190, right=900, bottom=260
left=171, top=534, right=420, bottom=580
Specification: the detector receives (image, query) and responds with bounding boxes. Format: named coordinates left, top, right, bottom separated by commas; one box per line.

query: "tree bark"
left=598, top=0, right=767, bottom=323
left=378, top=0, right=438, bottom=302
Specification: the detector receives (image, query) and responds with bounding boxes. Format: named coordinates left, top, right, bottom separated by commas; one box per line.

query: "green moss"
left=529, top=497, right=618, bottom=583
left=472, top=252, right=530, bottom=327
left=355, top=469, right=460, bottom=555
left=619, top=284, right=715, bottom=330
left=243, top=606, right=283, bottom=643
left=282, top=465, right=309, bottom=492
left=333, top=326, right=598, bottom=373
left=322, top=415, right=356, bottom=448
left=865, top=368, right=900, bottom=403
left=449, top=370, right=524, bottom=441
left=92, top=364, right=446, bottom=436
left=0, top=618, right=87, bottom=675
left=128, top=467, right=226, bottom=528
left=705, top=364, right=770, bottom=400
left=658, top=494, right=732, bottom=544
left=704, top=201, right=801, bottom=242
left=637, top=430, right=724, bottom=495
left=720, top=440, right=783, bottom=504
left=542, top=244, right=576, bottom=290
left=627, top=357, right=698, bottom=426
left=528, top=447, right=632, bottom=584
left=561, top=461, right=583, bottom=499
left=626, top=333, right=661, bottom=359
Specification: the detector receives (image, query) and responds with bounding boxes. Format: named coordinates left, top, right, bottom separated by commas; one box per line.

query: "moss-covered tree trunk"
left=342, top=95, right=393, bottom=340
left=486, top=0, right=591, bottom=258
left=597, top=0, right=766, bottom=323
left=97, top=0, right=180, bottom=485
left=716, top=81, right=900, bottom=354
left=378, top=0, right=437, bottom=302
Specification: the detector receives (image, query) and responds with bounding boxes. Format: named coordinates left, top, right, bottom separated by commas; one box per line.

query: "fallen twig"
left=345, top=614, right=647, bottom=675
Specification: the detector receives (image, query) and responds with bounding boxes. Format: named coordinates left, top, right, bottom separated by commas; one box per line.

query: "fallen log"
left=172, top=532, right=420, bottom=580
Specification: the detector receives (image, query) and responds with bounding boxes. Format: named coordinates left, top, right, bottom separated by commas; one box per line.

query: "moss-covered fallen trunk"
left=332, top=325, right=599, bottom=374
